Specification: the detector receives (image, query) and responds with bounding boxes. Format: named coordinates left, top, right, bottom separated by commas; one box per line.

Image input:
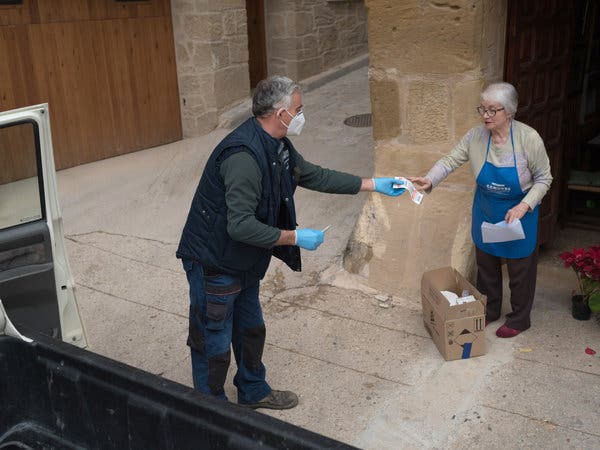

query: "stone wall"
left=171, top=0, right=250, bottom=138
left=265, top=0, right=368, bottom=81
left=345, top=0, right=508, bottom=297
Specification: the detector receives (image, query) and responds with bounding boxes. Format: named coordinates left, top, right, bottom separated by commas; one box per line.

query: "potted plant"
left=559, top=246, right=600, bottom=320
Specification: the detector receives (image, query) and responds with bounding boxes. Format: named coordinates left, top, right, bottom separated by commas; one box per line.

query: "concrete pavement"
left=57, top=66, right=600, bottom=449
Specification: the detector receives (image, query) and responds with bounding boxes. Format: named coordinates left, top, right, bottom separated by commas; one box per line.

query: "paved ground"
left=57, top=67, right=600, bottom=449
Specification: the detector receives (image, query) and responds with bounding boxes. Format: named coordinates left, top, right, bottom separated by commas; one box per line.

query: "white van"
left=0, top=104, right=86, bottom=347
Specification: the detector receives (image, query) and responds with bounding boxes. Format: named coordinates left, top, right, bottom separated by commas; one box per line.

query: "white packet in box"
left=441, top=290, right=458, bottom=306
left=455, top=295, right=477, bottom=305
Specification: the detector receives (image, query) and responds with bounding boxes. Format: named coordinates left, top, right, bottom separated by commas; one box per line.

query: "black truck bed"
left=0, top=333, right=355, bottom=450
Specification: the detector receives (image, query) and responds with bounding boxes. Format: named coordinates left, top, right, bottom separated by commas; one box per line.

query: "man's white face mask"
left=281, top=109, right=305, bottom=136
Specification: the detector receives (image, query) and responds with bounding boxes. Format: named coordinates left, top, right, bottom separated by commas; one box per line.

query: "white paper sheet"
left=481, top=219, right=525, bottom=243
left=440, top=291, right=477, bottom=306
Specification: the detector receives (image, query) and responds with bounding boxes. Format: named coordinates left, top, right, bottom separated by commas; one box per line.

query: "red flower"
left=559, top=245, right=600, bottom=310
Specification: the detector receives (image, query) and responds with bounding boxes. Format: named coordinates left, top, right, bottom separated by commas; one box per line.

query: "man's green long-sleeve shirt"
left=220, top=145, right=361, bottom=248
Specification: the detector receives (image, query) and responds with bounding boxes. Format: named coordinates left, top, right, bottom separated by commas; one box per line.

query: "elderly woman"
left=410, top=82, right=552, bottom=338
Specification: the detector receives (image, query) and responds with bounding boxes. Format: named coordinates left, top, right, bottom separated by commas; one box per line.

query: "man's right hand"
left=295, top=228, right=324, bottom=250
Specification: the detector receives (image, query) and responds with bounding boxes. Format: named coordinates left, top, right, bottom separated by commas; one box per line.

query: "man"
left=176, top=76, right=404, bottom=410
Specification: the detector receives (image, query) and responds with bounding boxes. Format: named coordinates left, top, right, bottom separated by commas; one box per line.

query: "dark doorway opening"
left=562, top=1, right=600, bottom=231
left=246, top=0, right=268, bottom=89
left=505, top=0, right=600, bottom=241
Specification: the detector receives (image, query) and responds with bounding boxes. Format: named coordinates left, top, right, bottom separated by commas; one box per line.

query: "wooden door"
left=0, top=0, right=182, bottom=172
left=505, top=0, right=572, bottom=246
left=246, top=0, right=267, bottom=88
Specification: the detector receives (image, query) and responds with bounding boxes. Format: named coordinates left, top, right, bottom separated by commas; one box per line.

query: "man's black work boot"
left=239, top=390, right=298, bottom=410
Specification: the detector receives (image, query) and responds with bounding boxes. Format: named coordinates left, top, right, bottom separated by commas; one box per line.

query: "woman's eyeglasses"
left=476, top=106, right=505, bottom=117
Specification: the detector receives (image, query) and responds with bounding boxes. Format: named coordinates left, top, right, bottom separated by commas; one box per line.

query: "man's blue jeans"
left=183, top=259, right=271, bottom=403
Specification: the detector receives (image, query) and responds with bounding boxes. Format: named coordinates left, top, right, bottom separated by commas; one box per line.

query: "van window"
left=0, top=121, right=44, bottom=230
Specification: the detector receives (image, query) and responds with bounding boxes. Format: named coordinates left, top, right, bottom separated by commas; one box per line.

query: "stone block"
left=223, top=10, right=237, bottom=35
left=347, top=43, right=368, bottom=58
left=268, top=59, right=286, bottom=76
left=326, top=1, right=352, bottom=15
left=369, top=79, right=400, bottom=140
left=283, top=60, right=299, bottom=79
left=210, top=43, right=230, bottom=70
left=297, top=46, right=319, bottom=60
left=337, top=13, right=358, bottom=29
left=206, top=0, right=244, bottom=11
left=222, top=8, right=248, bottom=36
left=227, top=35, right=249, bottom=64
left=322, top=49, right=345, bottom=69
left=191, top=43, right=212, bottom=71
left=266, top=13, right=286, bottom=38
left=266, top=0, right=300, bottom=14
left=481, top=0, right=506, bottom=79
left=366, top=0, right=480, bottom=74
left=300, top=0, right=321, bottom=7
left=174, top=42, right=191, bottom=68
left=181, top=95, right=208, bottom=116
left=235, top=9, right=248, bottom=35
left=180, top=117, right=196, bottom=140
left=407, top=81, right=449, bottom=144
left=290, top=11, right=315, bottom=36
left=302, top=34, right=318, bottom=50
left=314, top=4, right=335, bottom=27
left=184, top=13, right=223, bottom=41
left=317, top=25, right=338, bottom=53
left=179, top=73, right=214, bottom=98
left=356, top=2, right=367, bottom=21
left=452, top=78, right=484, bottom=139
left=295, top=56, right=323, bottom=81
left=182, top=109, right=218, bottom=138
left=171, top=0, right=195, bottom=15
left=214, top=64, right=250, bottom=110
left=191, top=0, right=208, bottom=12
left=340, top=23, right=367, bottom=47
left=270, top=36, right=301, bottom=56
left=298, top=35, right=318, bottom=58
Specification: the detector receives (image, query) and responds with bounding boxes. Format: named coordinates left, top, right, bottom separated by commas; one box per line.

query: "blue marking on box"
left=461, top=343, right=472, bottom=359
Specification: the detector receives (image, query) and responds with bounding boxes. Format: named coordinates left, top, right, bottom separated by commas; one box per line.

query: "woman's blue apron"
left=471, top=123, right=538, bottom=258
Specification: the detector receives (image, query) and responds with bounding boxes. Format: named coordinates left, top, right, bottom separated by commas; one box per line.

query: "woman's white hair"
left=481, top=82, right=518, bottom=117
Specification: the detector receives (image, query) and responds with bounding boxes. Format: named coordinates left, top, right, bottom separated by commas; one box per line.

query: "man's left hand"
left=371, top=178, right=406, bottom=197
left=505, top=202, right=530, bottom=223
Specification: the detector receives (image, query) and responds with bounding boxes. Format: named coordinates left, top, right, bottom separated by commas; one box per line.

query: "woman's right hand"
left=408, top=177, right=432, bottom=193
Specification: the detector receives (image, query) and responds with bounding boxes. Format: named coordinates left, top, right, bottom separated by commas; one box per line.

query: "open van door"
left=0, top=104, right=86, bottom=347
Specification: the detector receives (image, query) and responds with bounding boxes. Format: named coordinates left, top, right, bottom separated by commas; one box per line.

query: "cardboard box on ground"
left=421, top=267, right=487, bottom=361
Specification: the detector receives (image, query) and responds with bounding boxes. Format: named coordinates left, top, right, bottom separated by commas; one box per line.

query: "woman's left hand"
left=505, top=202, right=530, bottom=223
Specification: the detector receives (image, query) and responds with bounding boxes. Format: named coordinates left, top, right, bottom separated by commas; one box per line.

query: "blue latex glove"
left=373, top=178, right=406, bottom=197
left=295, top=228, right=324, bottom=250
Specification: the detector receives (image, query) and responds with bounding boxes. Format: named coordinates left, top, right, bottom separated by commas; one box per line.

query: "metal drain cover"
left=343, top=113, right=372, bottom=127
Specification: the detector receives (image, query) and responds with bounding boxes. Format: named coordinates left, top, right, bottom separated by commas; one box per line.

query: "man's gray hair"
left=252, top=76, right=302, bottom=118
left=481, top=82, right=519, bottom=116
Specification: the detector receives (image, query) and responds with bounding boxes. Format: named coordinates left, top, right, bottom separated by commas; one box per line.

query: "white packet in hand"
left=394, top=176, right=423, bottom=205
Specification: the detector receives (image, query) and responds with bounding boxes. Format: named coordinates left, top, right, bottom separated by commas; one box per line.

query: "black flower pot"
left=572, top=294, right=592, bottom=321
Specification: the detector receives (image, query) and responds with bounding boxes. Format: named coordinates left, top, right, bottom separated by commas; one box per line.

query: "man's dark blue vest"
left=176, top=118, right=301, bottom=281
